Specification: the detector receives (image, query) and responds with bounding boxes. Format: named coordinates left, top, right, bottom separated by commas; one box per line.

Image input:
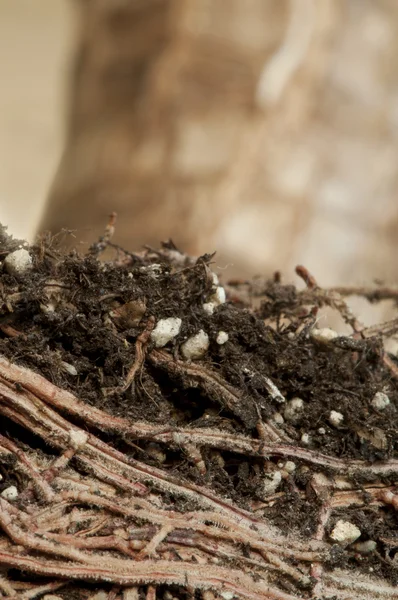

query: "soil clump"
left=0, top=224, right=397, bottom=599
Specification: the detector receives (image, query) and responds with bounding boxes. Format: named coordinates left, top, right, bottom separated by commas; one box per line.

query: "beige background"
left=0, top=0, right=74, bottom=239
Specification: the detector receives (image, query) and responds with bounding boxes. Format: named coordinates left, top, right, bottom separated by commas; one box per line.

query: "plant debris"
left=0, top=223, right=397, bottom=599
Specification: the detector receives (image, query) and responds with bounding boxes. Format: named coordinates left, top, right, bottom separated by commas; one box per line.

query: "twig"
left=88, top=212, right=117, bottom=256
left=120, top=317, right=155, bottom=392
left=295, top=265, right=317, bottom=289
left=330, top=285, right=398, bottom=303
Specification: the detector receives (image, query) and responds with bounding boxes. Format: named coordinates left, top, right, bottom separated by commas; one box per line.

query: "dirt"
left=0, top=223, right=397, bottom=599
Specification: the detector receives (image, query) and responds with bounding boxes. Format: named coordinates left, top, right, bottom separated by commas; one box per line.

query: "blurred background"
left=1, top=0, right=398, bottom=291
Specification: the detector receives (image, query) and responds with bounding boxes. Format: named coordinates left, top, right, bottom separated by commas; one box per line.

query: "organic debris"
left=0, top=223, right=397, bottom=599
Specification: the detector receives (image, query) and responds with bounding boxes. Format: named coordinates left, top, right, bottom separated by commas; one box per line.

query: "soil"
left=0, top=224, right=397, bottom=600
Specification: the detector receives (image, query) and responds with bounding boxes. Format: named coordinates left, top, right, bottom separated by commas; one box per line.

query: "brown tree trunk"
left=38, top=0, right=398, bottom=286
left=39, top=0, right=289, bottom=259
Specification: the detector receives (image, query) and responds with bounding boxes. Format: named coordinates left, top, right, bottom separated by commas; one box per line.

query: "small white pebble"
left=283, top=397, right=304, bottom=422
left=372, top=391, right=390, bottom=410
left=318, top=427, right=326, bottom=434
left=211, top=286, right=226, bottom=305
left=203, top=286, right=226, bottom=314
left=1, top=486, right=18, bottom=501
left=310, top=327, right=338, bottom=345
left=329, top=410, right=344, bottom=427
left=272, top=412, right=284, bottom=425
left=61, top=361, right=78, bottom=376
left=284, top=461, right=296, bottom=473
left=216, top=331, right=229, bottom=345
left=4, top=248, right=32, bottom=276
left=151, top=317, right=182, bottom=348
left=287, top=332, right=295, bottom=340
left=69, top=430, right=88, bottom=449
left=301, top=433, right=310, bottom=444
left=330, top=520, right=361, bottom=545
left=211, top=272, right=219, bottom=286
left=181, top=330, right=210, bottom=360
left=127, top=272, right=133, bottom=279
left=202, top=302, right=215, bottom=315
left=260, top=471, right=282, bottom=498
left=220, top=592, right=234, bottom=600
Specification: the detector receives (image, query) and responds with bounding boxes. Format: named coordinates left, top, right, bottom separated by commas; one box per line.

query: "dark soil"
left=0, top=224, right=397, bottom=599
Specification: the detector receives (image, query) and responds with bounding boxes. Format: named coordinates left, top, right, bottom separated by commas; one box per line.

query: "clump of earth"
left=0, top=223, right=396, bottom=600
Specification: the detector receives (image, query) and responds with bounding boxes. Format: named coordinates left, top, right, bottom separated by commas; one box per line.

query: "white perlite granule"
left=69, top=429, right=88, bottom=449
left=4, top=248, right=32, bottom=276
left=151, top=317, right=182, bottom=348
left=1, top=486, right=18, bottom=501
left=202, top=302, right=215, bottom=315
left=272, top=412, right=284, bottom=424
left=260, top=471, right=282, bottom=498
left=283, top=397, right=304, bottom=422
left=371, top=391, right=390, bottom=410
left=284, top=461, right=296, bottom=473
left=202, top=287, right=226, bottom=314
left=329, top=410, right=344, bottom=427
left=310, top=327, right=338, bottom=345
left=181, top=330, right=210, bottom=359
left=216, top=331, right=229, bottom=345
left=330, top=520, right=361, bottom=545
left=202, top=271, right=226, bottom=314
